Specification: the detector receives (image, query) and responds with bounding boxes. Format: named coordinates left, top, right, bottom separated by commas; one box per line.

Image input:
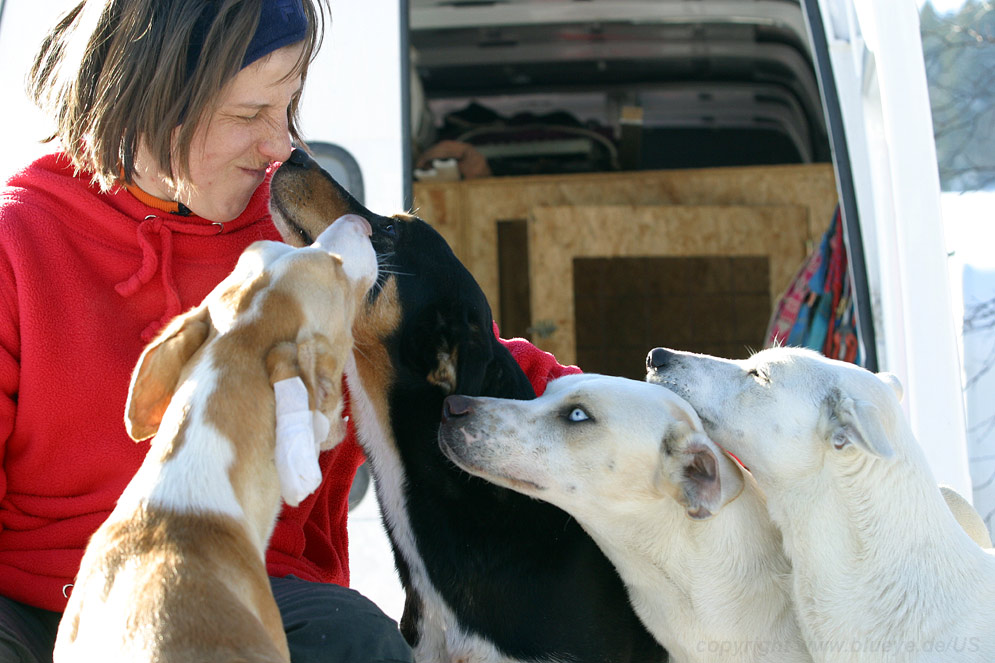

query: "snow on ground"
left=347, top=479, right=406, bottom=621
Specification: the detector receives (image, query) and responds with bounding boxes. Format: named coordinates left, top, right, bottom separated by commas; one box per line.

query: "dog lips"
left=273, top=377, right=327, bottom=507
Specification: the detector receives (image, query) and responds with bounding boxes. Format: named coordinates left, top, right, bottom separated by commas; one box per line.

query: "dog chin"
left=439, top=437, right=546, bottom=494
left=479, top=470, right=547, bottom=495
left=267, top=204, right=311, bottom=247
left=438, top=435, right=491, bottom=479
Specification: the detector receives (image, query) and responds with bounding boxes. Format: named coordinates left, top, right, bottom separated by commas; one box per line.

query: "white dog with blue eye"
left=438, top=373, right=811, bottom=663
left=647, top=346, right=995, bottom=663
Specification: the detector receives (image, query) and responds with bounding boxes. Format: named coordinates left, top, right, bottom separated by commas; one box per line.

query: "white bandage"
left=273, top=377, right=328, bottom=507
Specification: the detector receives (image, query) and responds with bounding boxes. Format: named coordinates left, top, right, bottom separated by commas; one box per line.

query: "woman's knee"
left=0, top=595, right=61, bottom=663
left=270, top=576, right=412, bottom=663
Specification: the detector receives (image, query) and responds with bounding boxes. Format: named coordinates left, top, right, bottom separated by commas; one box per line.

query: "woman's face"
left=134, top=42, right=305, bottom=222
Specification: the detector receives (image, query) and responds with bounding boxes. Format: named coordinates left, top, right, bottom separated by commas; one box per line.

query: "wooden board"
left=409, top=180, right=467, bottom=259
left=527, top=204, right=811, bottom=365
left=413, top=164, right=837, bottom=320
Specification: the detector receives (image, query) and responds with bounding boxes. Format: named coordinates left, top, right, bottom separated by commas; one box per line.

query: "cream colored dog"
left=647, top=346, right=995, bottom=663
left=54, top=215, right=376, bottom=663
left=437, top=373, right=811, bottom=663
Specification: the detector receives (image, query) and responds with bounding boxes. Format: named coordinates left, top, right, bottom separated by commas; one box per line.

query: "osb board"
left=410, top=181, right=466, bottom=260
left=528, top=204, right=810, bottom=365
left=413, top=164, right=836, bottom=319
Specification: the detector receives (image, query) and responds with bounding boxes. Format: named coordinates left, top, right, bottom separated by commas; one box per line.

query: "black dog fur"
left=269, top=149, right=667, bottom=663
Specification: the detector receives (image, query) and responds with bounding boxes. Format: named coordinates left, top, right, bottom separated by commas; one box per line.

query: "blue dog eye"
left=567, top=407, right=589, bottom=422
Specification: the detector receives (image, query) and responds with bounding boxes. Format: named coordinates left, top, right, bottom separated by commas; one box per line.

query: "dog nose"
left=647, top=347, right=674, bottom=370
left=442, top=395, right=474, bottom=422
left=286, top=148, right=311, bottom=167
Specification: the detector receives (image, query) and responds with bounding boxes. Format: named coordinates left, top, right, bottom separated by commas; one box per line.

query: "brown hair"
left=28, top=0, right=326, bottom=191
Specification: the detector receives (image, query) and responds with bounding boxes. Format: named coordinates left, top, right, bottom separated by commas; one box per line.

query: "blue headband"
left=187, top=0, right=308, bottom=78
left=242, top=0, right=308, bottom=68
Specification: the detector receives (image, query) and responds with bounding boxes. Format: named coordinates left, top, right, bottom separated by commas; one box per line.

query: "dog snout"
left=442, top=395, right=474, bottom=423
left=647, top=347, right=675, bottom=370
left=285, top=147, right=312, bottom=168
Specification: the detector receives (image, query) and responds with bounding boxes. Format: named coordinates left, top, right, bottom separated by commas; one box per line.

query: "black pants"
left=0, top=576, right=412, bottom=663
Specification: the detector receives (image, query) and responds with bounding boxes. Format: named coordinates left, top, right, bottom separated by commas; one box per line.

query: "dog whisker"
left=351, top=344, right=372, bottom=363
left=375, top=257, right=412, bottom=278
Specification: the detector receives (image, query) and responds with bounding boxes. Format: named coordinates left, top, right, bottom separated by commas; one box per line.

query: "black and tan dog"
left=269, top=149, right=666, bottom=663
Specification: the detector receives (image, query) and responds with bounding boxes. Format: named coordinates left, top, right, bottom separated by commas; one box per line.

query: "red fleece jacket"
left=0, top=151, right=579, bottom=612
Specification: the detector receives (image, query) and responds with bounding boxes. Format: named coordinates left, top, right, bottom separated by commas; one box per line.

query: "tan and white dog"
left=54, top=215, right=376, bottom=663
left=647, top=346, right=995, bottom=663
left=437, top=373, right=812, bottom=663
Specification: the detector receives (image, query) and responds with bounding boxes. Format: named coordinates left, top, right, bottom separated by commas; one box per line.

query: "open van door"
left=802, top=0, right=971, bottom=493
left=298, top=0, right=409, bottom=214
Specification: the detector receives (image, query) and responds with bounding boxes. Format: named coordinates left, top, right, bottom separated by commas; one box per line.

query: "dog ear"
left=877, top=372, right=904, bottom=403
left=420, top=310, right=493, bottom=396
left=267, top=335, right=347, bottom=449
left=125, top=307, right=211, bottom=441
left=427, top=343, right=460, bottom=395
left=659, top=424, right=745, bottom=520
left=455, top=328, right=498, bottom=396
left=826, top=390, right=895, bottom=458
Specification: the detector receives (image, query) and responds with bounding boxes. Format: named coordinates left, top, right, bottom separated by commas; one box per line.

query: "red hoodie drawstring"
left=115, top=214, right=223, bottom=341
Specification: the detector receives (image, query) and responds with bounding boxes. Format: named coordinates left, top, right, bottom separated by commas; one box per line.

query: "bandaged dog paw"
left=273, top=377, right=327, bottom=507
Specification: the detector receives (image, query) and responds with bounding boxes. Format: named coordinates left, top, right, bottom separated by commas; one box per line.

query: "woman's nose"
left=259, top=113, right=293, bottom=164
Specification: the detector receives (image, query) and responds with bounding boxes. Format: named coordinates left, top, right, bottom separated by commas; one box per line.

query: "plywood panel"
left=527, top=204, right=810, bottom=364
left=573, top=255, right=772, bottom=379
left=412, top=164, right=836, bottom=326
left=410, top=181, right=467, bottom=261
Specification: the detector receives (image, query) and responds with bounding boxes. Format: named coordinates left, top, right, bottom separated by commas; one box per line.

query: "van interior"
left=407, top=0, right=838, bottom=380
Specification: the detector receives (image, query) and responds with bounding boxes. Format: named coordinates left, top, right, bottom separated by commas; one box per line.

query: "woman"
left=0, top=1, right=578, bottom=661
left=0, top=0, right=417, bottom=661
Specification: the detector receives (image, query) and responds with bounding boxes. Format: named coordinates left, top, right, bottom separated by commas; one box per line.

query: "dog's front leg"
left=268, top=341, right=332, bottom=507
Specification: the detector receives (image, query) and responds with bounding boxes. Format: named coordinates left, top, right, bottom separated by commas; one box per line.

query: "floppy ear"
left=877, top=372, right=904, bottom=403
left=420, top=310, right=493, bottom=396
left=427, top=342, right=460, bottom=395
left=296, top=334, right=346, bottom=417
left=125, top=307, right=211, bottom=441
left=660, top=424, right=745, bottom=520
left=826, top=389, right=895, bottom=458
left=267, top=334, right=347, bottom=449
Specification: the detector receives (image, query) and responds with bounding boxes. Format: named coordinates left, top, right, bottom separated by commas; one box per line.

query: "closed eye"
left=748, top=367, right=769, bottom=382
